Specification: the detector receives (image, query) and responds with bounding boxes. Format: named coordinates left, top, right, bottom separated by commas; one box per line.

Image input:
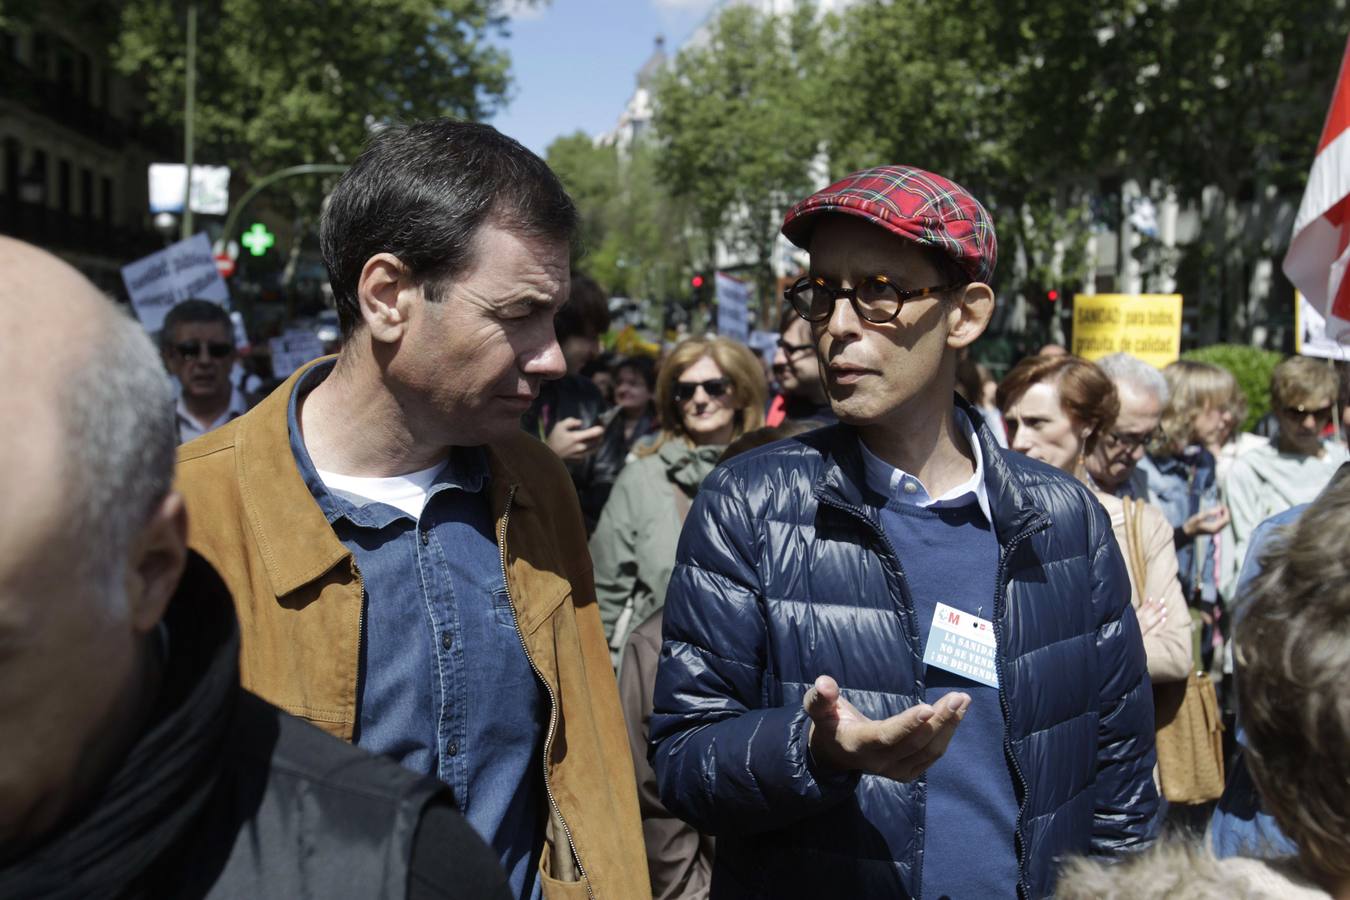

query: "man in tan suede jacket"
left=176, top=120, right=648, bottom=900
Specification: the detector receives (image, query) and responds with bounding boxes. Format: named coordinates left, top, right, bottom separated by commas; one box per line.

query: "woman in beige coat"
left=997, top=354, right=1192, bottom=684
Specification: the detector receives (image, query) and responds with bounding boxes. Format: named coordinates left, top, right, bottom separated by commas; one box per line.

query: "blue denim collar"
left=287, top=359, right=491, bottom=529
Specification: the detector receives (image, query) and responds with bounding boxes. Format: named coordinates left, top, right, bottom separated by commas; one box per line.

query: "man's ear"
left=946, top=282, right=994, bottom=350
left=125, top=491, right=188, bottom=634
left=356, top=253, right=416, bottom=344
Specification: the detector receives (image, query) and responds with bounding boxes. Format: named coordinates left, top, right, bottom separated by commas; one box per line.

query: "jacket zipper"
left=354, top=562, right=366, bottom=740
left=816, top=494, right=930, bottom=894
left=497, top=485, right=593, bottom=898
left=992, top=517, right=1050, bottom=900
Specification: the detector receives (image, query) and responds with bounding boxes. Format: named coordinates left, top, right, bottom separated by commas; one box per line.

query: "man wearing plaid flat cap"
left=652, top=166, right=1158, bottom=898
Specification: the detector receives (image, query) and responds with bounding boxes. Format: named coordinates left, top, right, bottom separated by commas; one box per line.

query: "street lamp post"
left=180, top=0, right=198, bottom=240
left=217, top=164, right=348, bottom=249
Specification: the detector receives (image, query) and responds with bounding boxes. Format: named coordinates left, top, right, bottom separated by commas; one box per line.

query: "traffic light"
left=1046, top=289, right=1060, bottom=303
left=689, top=272, right=710, bottom=305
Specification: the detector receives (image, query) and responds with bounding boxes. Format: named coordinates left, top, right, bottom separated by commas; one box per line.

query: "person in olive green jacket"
left=591, top=337, right=767, bottom=662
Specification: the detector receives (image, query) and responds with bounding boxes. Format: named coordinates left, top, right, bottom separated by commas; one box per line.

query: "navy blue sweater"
left=880, top=500, right=1017, bottom=898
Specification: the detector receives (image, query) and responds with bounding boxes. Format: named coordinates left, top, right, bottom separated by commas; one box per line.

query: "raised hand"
left=546, top=417, right=605, bottom=461
left=803, top=675, right=970, bottom=783
left=1183, top=505, right=1230, bottom=537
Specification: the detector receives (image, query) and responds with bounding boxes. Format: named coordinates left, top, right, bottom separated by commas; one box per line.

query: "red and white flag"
left=1285, top=35, right=1350, bottom=336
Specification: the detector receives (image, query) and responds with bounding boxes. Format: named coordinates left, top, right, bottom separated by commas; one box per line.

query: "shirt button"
left=441, top=631, right=453, bottom=650
left=903, top=480, right=918, bottom=495
left=420, top=528, right=430, bottom=546
left=446, top=742, right=458, bottom=757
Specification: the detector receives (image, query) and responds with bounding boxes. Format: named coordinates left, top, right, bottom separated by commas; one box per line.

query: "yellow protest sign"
left=1071, top=294, right=1183, bottom=368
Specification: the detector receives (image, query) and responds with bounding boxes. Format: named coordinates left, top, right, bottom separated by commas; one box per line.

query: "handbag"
left=1121, top=497, right=1226, bottom=805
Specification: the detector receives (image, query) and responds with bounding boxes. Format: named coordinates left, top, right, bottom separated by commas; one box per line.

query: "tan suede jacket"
left=176, top=359, right=650, bottom=900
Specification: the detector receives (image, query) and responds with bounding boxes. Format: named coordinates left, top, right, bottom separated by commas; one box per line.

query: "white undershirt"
left=315, top=461, right=445, bottom=519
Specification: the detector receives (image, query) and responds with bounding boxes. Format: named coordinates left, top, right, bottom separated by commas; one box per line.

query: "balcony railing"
left=0, top=56, right=177, bottom=156
left=0, top=200, right=162, bottom=263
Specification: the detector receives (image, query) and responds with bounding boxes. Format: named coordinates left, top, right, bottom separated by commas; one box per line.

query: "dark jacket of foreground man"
left=0, top=553, right=510, bottom=900
left=653, top=415, right=1159, bottom=899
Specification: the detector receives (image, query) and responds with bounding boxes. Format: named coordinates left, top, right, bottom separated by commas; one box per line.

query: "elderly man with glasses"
left=651, top=166, right=1158, bottom=899
left=1084, top=352, right=1170, bottom=499
left=160, top=298, right=250, bottom=444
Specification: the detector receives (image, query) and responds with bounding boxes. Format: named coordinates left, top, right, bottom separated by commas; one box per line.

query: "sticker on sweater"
left=923, top=602, right=999, bottom=688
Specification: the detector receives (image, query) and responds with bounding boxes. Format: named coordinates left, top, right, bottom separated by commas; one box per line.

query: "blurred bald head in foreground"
left=0, top=236, right=511, bottom=897
left=0, top=237, right=185, bottom=846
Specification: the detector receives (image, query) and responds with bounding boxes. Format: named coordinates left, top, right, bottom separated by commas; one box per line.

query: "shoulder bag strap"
left=1121, top=497, right=1149, bottom=604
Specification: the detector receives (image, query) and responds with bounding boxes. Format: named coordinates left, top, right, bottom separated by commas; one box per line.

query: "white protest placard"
left=1295, top=291, right=1350, bottom=360
left=120, top=233, right=231, bottom=334
left=716, top=271, right=750, bottom=343
left=148, top=163, right=231, bottom=215
left=268, top=329, right=326, bottom=379
left=747, top=329, right=779, bottom=366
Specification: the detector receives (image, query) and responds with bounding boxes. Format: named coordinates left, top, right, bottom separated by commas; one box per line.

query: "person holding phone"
left=590, top=337, right=766, bottom=661
left=521, top=273, right=613, bottom=531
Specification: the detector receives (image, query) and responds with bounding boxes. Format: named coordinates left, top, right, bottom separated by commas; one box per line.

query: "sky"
left=487, top=0, right=723, bottom=156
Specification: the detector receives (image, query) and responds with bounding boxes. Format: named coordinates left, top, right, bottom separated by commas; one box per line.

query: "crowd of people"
left=3, top=117, right=1348, bottom=900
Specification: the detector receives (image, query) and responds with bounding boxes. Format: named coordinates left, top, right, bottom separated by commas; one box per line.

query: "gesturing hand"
left=803, top=675, right=970, bottom=783
left=1183, top=505, right=1230, bottom=537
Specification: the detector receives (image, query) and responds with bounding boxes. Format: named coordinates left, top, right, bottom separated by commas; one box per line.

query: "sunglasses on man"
left=175, top=340, right=235, bottom=360
left=1280, top=403, right=1334, bottom=424
left=672, top=377, right=732, bottom=403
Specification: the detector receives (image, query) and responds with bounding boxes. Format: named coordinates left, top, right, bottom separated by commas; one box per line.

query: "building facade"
left=0, top=14, right=169, bottom=294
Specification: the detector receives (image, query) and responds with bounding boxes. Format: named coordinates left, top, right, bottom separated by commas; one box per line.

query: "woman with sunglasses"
left=997, top=355, right=1194, bottom=693
left=590, top=337, right=766, bottom=663
left=1226, top=356, right=1349, bottom=592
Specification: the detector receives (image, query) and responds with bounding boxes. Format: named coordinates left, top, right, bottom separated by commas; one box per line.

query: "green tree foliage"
left=111, top=0, right=532, bottom=189
left=1104, top=0, right=1348, bottom=339
left=547, top=131, right=621, bottom=267
left=633, top=0, right=1346, bottom=343
left=650, top=3, right=825, bottom=319
left=546, top=132, right=695, bottom=322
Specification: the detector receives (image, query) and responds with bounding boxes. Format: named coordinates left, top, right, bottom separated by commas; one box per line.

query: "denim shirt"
left=1138, top=448, right=1220, bottom=604
left=288, top=361, right=545, bottom=900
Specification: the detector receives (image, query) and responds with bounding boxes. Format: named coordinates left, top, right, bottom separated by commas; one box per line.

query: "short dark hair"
left=556, top=272, right=610, bottom=342
left=160, top=299, right=232, bottom=350
left=613, top=355, right=656, bottom=391
left=320, top=119, right=579, bottom=337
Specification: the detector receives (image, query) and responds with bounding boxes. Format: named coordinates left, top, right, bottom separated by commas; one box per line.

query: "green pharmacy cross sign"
left=242, top=222, right=276, bottom=257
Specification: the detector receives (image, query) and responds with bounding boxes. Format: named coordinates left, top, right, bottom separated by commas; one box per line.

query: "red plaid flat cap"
left=781, top=165, right=997, bottom=284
